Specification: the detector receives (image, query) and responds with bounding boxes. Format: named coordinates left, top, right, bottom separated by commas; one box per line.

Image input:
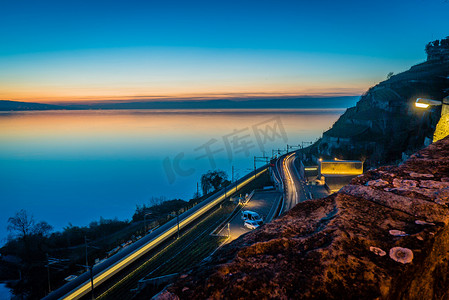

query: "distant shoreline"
left=0, top=96, right=359, bottom=112
left=0, top=108, right=348, bottom=115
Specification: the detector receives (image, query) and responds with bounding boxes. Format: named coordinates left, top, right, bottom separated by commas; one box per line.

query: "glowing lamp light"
left=415, top=102, right=430, bottom=109
left=415, top=98, right=442, bottom=109
left=415, top=97, right=449, bottom=143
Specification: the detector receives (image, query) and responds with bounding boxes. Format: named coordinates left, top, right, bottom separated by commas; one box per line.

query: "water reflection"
left=0, top=109, right=342, bottom=240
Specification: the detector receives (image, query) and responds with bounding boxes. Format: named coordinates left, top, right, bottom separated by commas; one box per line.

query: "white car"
left=244, top=219, right=263, bottom=230
left=241, top=210, right=262, bottom=222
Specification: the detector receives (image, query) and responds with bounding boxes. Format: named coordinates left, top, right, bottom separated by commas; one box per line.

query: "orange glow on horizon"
left=0, top=87, right=366, bottom=104
left=0, top=75, right=368, bottom=104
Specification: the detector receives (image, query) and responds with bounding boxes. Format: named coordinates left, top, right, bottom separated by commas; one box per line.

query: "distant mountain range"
left=0, top=100, right=67, bottom=111
left=0, top=97, right=359, bottom=111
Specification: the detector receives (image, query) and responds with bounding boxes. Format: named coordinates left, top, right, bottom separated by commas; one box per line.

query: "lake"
left=0, top=109, right=344, bottom=242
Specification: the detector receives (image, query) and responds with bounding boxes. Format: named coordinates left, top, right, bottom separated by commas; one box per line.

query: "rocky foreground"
left=157, top=136, right=449, bottom=299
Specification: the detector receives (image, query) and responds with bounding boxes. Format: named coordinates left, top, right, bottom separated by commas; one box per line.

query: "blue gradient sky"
left=0, top=0, right=447, bottom=102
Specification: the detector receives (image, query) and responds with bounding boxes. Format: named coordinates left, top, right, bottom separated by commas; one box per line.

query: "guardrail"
left=290, top=155, right=312, bottom=201
left=43, top=166, right=268, bottom=300
left=269, top=154, right=289, bottom=219
left=271, top=164, right=284, bottom=192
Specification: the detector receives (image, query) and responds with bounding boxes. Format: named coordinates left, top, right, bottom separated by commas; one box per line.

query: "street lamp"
left=415, top=98, right=444, bottom=109
left=415, top=97, right=449, bottom=142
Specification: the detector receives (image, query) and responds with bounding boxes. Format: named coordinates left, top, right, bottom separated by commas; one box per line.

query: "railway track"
left=93, top=204, right=231, bottom=300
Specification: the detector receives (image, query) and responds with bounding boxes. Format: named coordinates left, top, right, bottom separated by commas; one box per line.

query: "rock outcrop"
left=159, top=136, right=449, bottom=299
left=313, top=39, right=449, bottom=167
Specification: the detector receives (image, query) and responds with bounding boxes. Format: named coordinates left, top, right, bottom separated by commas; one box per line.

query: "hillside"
left=158, top=135, right=449, bottom=299
left=0, top=100, right=67, bottom=111
left=309, top=38, right=449, bottom=167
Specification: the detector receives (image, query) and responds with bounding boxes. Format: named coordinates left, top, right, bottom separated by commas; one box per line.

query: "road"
left=217, top=189, right=282, bottom=241
left=275, top=152, right=312, bottom=213
left=217, top=151, right=320, bottom=243
left=43, top=166, right=268, bottom=300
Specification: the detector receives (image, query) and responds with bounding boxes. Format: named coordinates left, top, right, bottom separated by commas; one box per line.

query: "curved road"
left=276, top=152, right=310, bottom=213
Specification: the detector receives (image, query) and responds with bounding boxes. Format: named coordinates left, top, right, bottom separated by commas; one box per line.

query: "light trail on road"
left=276, top=152, right=310, bottom=213
left=44, top=167, right=267, bottom=300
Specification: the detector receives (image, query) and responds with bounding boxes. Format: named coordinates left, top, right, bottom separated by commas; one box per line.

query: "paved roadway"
left=218, top=189, right=282, bottom=241
left=278, top=152, right=311, bottom=213
left=217, top=151, right=329, bottom=243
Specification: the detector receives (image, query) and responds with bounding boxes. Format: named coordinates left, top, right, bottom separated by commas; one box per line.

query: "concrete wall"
left=319, top=160, right=363, bottom=176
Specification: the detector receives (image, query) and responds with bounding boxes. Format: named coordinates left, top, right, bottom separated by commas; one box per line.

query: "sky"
left=0, top=0, right=448, bottom=103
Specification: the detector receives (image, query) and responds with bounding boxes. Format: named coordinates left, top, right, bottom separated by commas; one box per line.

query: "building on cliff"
left=425, top=37, right=449, bottom=61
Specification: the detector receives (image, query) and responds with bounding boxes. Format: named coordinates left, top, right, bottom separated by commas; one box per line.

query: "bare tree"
left=7, top=209, right=35, bottom=240
left=7, top=209, right=53, bottom=240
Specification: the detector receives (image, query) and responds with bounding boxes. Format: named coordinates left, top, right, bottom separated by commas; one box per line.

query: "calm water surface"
left=0, top=109, right=343, bottom=241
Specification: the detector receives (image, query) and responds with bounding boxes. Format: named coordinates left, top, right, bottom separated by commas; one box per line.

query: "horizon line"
left=2, top=92, right=362, bottom=105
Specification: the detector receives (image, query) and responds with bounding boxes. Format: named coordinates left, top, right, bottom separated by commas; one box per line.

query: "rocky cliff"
left=313, top=39, right=449, bottom=167
left=158, top=136, right=449, bottom=299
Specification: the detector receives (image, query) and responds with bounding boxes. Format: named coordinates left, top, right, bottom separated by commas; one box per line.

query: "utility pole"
left=79, top=264, right=95, bottom=300
left=46, top=253, right=51, bottom=294
left=46, top=256, right=70, bottom=296
left=272, top=149, right=281, bottom=158
left=301, top=141, right=313, bottom=149
left=88, top=265, right=95, bottom=300
left=77, top=262, right=95, bottom=300
left=84, top=236, right=100, bottom=271
left=196, top=182, right=199, bottom=199
left=84, top=236, right=89, bottom=272
left=287, top=144, right=300, bottom=152
left=169, top=211, right=181, bottom=239
left=143, top=212, right=152, bottom=235
left=176, top=212, right=180, bottom=239
left=273, top=148, right=286, bottom=156
left=233, top=166, right=237, bottom=192
left=254, top=156, right=257, bottom=179
left=254, top=155, right=270, bottom=179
